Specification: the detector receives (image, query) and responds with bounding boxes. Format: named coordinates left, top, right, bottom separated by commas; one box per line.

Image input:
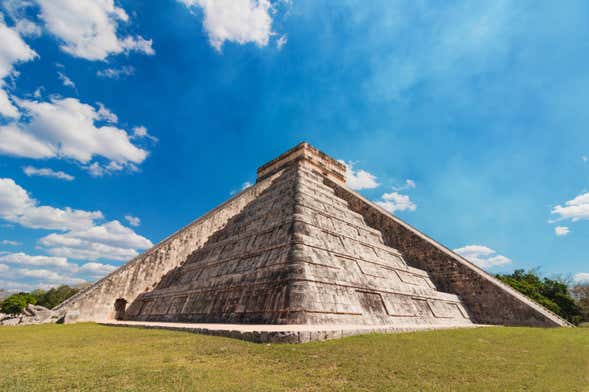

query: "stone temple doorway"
left=114, top=298, right=127, bottom=320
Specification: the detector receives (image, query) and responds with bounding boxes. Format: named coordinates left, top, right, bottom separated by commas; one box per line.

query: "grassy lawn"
left=0, top=324, right=587, bottom=391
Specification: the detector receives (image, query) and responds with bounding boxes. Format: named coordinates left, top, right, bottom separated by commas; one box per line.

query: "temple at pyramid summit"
left=55, top=142, right=571, bottom=342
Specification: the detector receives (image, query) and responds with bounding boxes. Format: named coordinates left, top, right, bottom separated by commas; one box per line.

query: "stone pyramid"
left=56, top=143, right=569, bottom=340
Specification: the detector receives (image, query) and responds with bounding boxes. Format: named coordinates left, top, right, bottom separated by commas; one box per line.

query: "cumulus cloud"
left=34, top=0, right=154, bottom=60
left=0, top=13, right=38, bottom=118
left=96, top=65, right=135, bottom=79
left=454, top=245, right=513, bottom=269
left=344, top=161, right=379, bottom=190
left=39, top=220, right=152, bottom=261
left=375, top=191, right=416, bottom=214
left=0, top=252, right=70, bottom=268
left=0, top=178, right=102, bottom=230
left=551, top=192, right=589, bottom=222
left=180, top=0, right=274, bottom=51
left=0, top=178, right=152, bottom=262
left=574, top=273, right=589, bottom=284
left=42, top=243, right=139, bottom=262
left=554, top=226, right=570, bottom=236
left=0, top=252, right=118, bottom=276
left=124, top=215, right=140, bottom=227
left=15, top=268, right=87, bottom=285
left=23, top=166, right=74, bottom=181
left=0, top=97, right=149, bottom=170
left=0, top=256, right=119, bottom=290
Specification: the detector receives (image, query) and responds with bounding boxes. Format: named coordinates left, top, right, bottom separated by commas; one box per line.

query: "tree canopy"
left=0, top=285, right=80, bottom=315
left=496, top=269, right=583, bottom=325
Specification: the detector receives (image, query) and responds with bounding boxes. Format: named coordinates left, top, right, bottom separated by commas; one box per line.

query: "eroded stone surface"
left=0, top=305, right=60, bottom=326
left=325, top=179, right=571, bottom=327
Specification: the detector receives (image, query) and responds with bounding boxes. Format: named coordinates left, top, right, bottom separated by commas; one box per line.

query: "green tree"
left=496, top=269, right=583, bottom=324
left=1, top=293, right=37, bottom=315
left=35, top=285, right=80, bottom=309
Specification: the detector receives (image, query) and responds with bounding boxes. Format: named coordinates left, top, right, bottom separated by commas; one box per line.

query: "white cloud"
left=77, top=261, right=117, bottom=276
left=124, top=215, right=140, bottom=227
left=0, top=178, right=102, bottom=230
left=574, top=273, right=589, bottom=284
left=34, top=0, right=154, bottom=60
left=392, top=179, right=416, bottom=192
left=0, top=122, right=54, bottom=158
left=0, top=240, right=20, bottom=246
left=344, top=161, right=379, bottom=190
left=0, top=251, right=118, bottom=281
left=57, top=71, right=75, bottom=89
left=0, top=97, right=149, bottom=169
left=96, top=65, right=135, bottom=79
left=15, top=19, right=41, bottom=37
left=0, top=181, right=150, bottom=265
left=96, top=102, right=118, bottom=123
left=554, top=226, right=570, bottom=236
left=375, top=191, right=416, bottom=214
left=41, top=220, right=152, bottom=250
left=15, top=268, right=86, bottom=285
left=42, top=242, right=139, bottom=261
left=582, top=155, right=588, bottom=163
left=0, top=264, right=8, bottom=272
left=23, top=166, right=74, bottom=181
left=276, top=34, right=287, bottom=49
left=551, top=192, right=589, bottom=222
left=0, top=279, right=50, bottom=292
left=86, top=162, right=105, bottom=177
left=85, top=160, right=140, bottom=178
left=132, top=126, right=158, bottom=142
left=120, top=35, right=154, bottom=55
left=39, top=220, right=152, bottom=261
left=0, top=252, right=69, bottom=268
left=0, top=13, right=38, bottom=118
left=454, top=245, right=513, bottom=269
left=180, top=0, right=274, bottom=51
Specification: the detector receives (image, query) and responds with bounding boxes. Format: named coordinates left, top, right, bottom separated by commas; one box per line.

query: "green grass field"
left=0, top=324, right=587, bottom=391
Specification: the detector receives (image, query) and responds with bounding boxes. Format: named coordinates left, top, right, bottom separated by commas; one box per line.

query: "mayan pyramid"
left=56, top=143, right=570, bottom=341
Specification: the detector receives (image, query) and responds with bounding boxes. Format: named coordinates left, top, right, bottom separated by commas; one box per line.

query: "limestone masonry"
left=55, top=142, right=570, bottom=341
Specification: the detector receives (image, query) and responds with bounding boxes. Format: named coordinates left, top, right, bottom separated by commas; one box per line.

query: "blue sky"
left=0, top=0, right=588, bottom=292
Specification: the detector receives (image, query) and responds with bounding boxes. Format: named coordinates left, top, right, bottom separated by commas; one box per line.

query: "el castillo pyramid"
left=55, top=142, right=570, bottom=342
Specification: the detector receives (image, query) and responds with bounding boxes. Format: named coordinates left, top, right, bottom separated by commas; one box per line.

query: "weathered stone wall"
left=55, top=172, right=282, bottom=323
left=126, top=164, right=471, bottom=328
left=325, top=180, right=571, bottom=327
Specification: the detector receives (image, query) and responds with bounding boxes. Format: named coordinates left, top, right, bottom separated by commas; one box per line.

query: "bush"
left=1, top=293, right=37, bottom=315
